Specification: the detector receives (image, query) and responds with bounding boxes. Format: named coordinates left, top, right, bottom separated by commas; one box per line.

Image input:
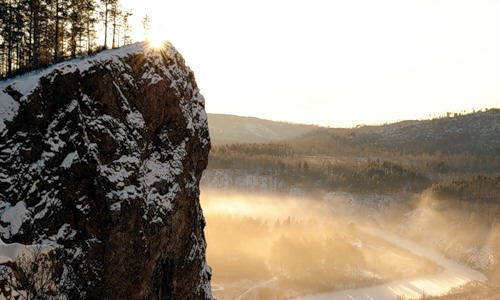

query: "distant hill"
left=350, top=109, right=500, bottom=155
left=207, top=114, right=319, bottom=144
left=288, top=109, right=500, bottom=155
left=208, top=110, right=500, bottom=155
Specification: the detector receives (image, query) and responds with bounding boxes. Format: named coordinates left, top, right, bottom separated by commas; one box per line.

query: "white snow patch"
left=126, top=110, right=145, bottom=129
left=0, top=240, right=53, bottom=264
left=107, top=185, right=142, bottom=202
left=141, top=68, right=163, bottom=85
left=61, top=151, right=79, bottom=169
left=110, top=202, right=121, bottom=211
left=76, top=203, right=90, bottom=214
left=146, top=186, right=175, bottom=212
left=116, top=155, right=140, bottom=164
left=54, top=223, right=77, bottom=241
left=0, top=172, right=13, bottom=185
left=99, top=164, right=133, bottom=183
left=142, top=142, right=186, bottom=187
left=65, top=99, right=78, bottom=113
left=0, top=90, right=19, bottom=133
left=0, top=202, right=30, bottom=239
left=201, top=169, right=280, bottom=191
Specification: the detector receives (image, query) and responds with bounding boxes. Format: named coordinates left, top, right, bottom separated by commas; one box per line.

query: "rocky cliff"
left=0, top=42, right=212, bottom=299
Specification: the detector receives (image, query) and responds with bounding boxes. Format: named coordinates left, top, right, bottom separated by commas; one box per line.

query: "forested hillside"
left=306, top=108, right=500, bottom=155
left=207, top=109, right=500, bottom=194
left=0, top=0, right=133, bottom=78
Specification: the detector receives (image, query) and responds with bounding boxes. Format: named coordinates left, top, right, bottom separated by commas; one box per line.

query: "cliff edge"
left=0, top=42, right=212, bottom=299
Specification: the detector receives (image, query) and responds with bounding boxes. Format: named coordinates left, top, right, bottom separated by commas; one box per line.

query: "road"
left=299, top=227, right=487, bottom=300
left=233, top=277, right=278, bottom=300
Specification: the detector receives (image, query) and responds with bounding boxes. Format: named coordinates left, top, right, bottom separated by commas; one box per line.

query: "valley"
left=202, top=110, right=500, bottom=299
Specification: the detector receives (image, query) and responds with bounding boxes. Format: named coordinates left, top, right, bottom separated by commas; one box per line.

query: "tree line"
left=207, top=140, right=499, bottom=195
left=0, top=0, right=133, bottom=78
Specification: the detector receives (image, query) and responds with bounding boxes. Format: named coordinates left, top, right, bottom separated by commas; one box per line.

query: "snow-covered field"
left=300, top=227, right=487, bottom=300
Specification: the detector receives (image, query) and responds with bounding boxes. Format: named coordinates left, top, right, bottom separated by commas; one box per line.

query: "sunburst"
left=146, top=27, right=166, bottom=49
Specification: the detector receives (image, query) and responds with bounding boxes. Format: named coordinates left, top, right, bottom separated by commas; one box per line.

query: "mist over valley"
left=202, top=110, right=500, bottom=300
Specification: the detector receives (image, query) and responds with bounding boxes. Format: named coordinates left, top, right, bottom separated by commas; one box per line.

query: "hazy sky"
left=122, top=0, right=500, bottom=127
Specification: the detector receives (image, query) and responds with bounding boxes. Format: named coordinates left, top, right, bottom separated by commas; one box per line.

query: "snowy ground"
left=0, top=239, right=53, bottom=263
left=299, top=227, right=487, bottom=300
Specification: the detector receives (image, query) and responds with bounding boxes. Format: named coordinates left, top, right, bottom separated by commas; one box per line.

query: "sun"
left=146, top=27, right=167, bottom=49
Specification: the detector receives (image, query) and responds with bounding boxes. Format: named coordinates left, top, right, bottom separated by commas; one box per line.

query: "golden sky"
left=122, top=0, right=500, bottom=127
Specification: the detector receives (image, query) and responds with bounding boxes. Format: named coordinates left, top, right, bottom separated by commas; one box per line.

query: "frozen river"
left=299, top=227, right=487, bottom=300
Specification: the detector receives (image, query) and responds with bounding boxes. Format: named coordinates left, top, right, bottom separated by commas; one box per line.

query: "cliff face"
left=0, top=43, right=212, bottom=299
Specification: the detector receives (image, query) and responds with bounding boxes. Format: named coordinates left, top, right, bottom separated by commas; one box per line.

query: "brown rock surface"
left=0, top=42, right=212, bottom=299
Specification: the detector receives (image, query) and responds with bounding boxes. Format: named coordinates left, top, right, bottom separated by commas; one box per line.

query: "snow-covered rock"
left=0, top=42, right=211, bottom=299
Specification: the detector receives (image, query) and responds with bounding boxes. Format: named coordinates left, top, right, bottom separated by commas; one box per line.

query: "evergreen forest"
left=0, top=0, right=133, bottom=78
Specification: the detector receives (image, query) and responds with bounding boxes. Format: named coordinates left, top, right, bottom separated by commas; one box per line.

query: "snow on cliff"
left=0, top=42, right=212, bottom=299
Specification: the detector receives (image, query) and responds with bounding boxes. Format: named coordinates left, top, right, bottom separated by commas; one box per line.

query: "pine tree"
left=122, top=9, right=133, bottom=46
left=0, top=0, right=6, bottom=76
left=39, top=0, right=54, bottom=66
left=68, top=0, right=87, bottom=57
left=100, top=0, right=117, bottom=49
left=25, top=0, right=42, bottom=68
left=53, top=0, right=60, bottom=61
left=1, top=0, right=16, bottom=76
left=142, top=14, right=150, bottom=41
left=13, top=0, right=27, bottom=71
left=110, top=0, right=121, bottom=48
left=83, top=0, right=97, bottom=53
